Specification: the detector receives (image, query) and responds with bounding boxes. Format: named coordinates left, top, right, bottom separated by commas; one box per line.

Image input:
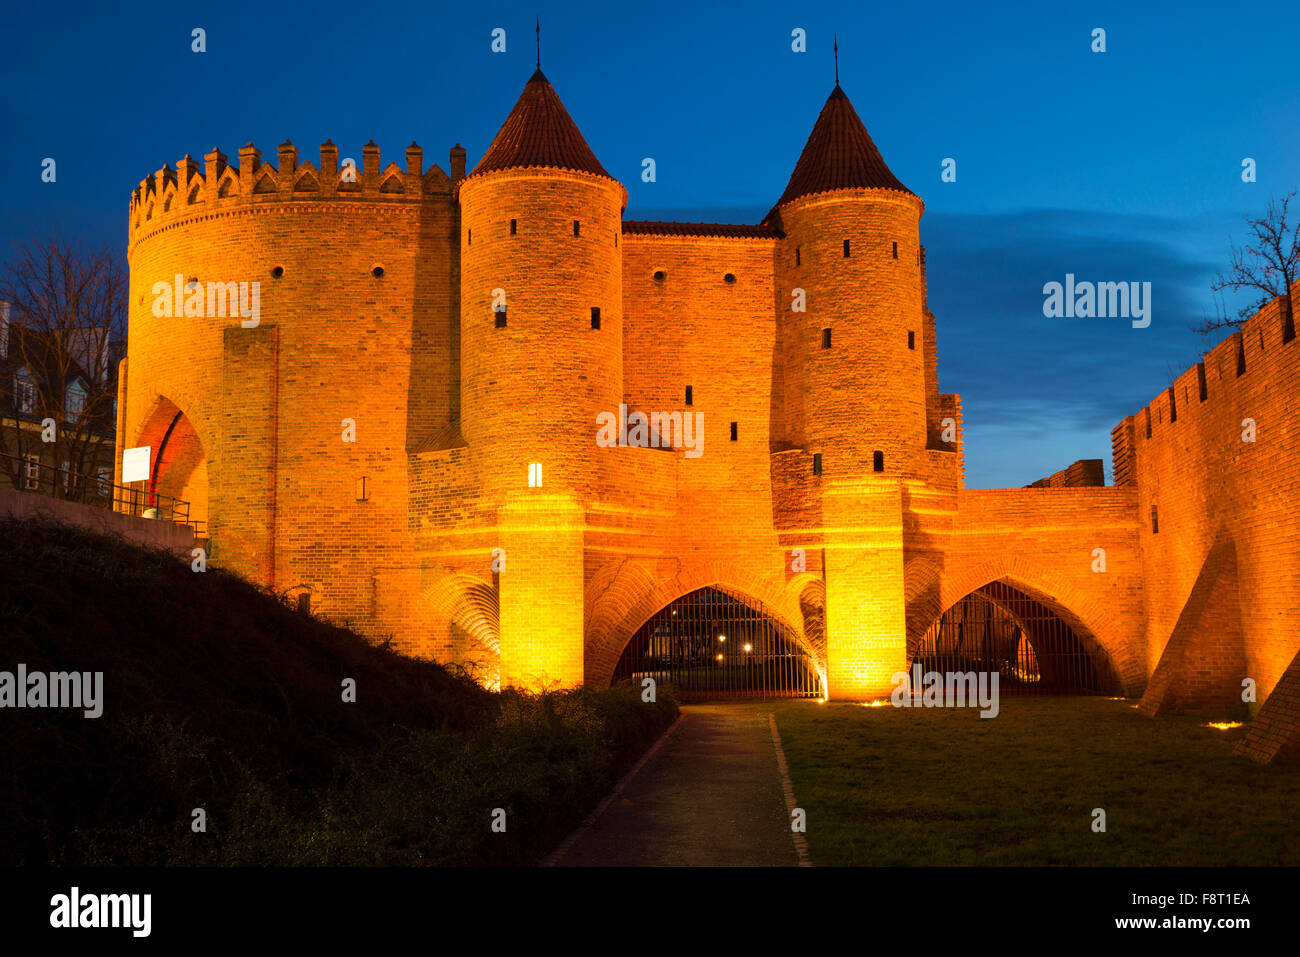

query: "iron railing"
left=0, top=450, right=195, bottom=531
left=613, top=585, right=823, bottom=699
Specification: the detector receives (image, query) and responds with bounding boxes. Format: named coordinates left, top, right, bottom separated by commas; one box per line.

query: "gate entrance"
left=913, top=580, right=1117, bottom=696
left=612, top=586, right=822, bottom=699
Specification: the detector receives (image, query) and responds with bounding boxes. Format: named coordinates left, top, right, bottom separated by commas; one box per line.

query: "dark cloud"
left=924, top=209, right=1230, bottom=485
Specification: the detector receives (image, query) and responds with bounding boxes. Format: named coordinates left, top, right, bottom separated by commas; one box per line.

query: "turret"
left=458, top=68, right=627, bottom=497
left=769, top=84, right=927, bottom=478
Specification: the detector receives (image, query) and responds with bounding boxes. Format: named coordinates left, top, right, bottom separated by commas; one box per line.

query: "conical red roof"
left=775, top=85, right=911, bottom=207
left=470, top=69, right=611, bottom=180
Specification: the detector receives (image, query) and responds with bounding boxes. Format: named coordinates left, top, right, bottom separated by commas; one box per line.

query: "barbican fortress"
left=117, top=67, right=1300, bottom=759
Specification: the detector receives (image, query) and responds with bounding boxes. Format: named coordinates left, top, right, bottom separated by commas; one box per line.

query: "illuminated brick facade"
left=116, top=69, right=1299, bottom=743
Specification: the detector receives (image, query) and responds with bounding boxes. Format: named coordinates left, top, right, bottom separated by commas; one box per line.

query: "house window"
left=573, top=220, right=580, bottom=237
left=873, top=450, right=884, bottom=472
left=907, top=331, right=915, bottom=350
left=494, top=307, right=507, bottom=328
left=1150, top=504, right=1159, bottom=534
left=822, top=328, right=832, bottom=349
left=510, top=219, right=517, bottom=235
left=15, top=375, right=36, bottom=414
left=591, top=307, right=601, bottom=329
left=724, top=273, right=736, bottom=284
left=66, top=387, right=85, bottom=419
left=467, top=229, right=472, bottom=245
left=23, top=454, right=39, bottom=490
left=812, top=453, right=822, bottom=475
left=296, top=593, right=311, bottom=614
left=96, top=467, right=111, bottom=496
left=892, top=241, right=898, bottom=259
left=355, top=476, right=368, bottom=502
left=528, top=462, right=543, bottom=488
left=653, top=270, right=666, bottom=282
left=843, top=239, right=850, bottom=258
left=730, top=421, right=738, bottom=441
left=685, top=385, right=693, bottom=406
left=795, top=247, right=801, bottom=266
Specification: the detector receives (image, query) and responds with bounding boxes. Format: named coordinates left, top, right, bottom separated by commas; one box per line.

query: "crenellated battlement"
left=1112, top=283, right=1299, bottom=485
left=128, top=140, right=468, bottom=248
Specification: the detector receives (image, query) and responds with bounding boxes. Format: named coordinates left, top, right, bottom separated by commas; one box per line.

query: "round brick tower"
left=459, top=69, right=627, bottom=498
left=769, top=84, right=927, bottom=478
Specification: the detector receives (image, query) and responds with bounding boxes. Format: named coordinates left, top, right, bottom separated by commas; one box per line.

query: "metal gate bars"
left=612, top=585, right=822, bottom=700
left=912, top=580, right=1116, bottom=696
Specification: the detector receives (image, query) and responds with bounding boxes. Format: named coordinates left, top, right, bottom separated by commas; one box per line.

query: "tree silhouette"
left=1196, top=190, right=1299, bottom=342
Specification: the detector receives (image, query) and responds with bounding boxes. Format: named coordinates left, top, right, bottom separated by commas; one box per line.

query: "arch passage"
left=913, top=581, right=1119, bottom=696
left=134, top=398, right=208, bottom=530
left=612, top=586, right=822, bottom=699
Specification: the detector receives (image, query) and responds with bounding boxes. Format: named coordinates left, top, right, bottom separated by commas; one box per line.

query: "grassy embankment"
left=0, top=518, right=677, bottom=865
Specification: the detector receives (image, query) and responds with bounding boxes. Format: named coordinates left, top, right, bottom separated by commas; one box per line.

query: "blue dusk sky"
left=3, top=0, right=1297, bottom=487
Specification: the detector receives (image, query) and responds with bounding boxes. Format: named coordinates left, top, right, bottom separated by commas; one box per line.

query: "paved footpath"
left=550, top=704, right=803, bottom=866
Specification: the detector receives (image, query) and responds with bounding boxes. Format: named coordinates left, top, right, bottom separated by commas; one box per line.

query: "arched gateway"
left=913, top=580, right=1121, bottom=696
left=612, top=585, right=823, bottom=699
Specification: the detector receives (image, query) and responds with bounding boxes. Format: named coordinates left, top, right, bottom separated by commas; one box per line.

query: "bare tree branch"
left=1, top=233, right=126, bottom=503
left=1200, top=190, right=1299, bottom=341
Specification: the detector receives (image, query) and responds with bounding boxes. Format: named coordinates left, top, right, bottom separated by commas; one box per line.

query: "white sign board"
left=122, top=446, right=151, bottom=483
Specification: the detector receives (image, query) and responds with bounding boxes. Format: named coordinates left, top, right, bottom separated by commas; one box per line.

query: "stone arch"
left=919, top=555, right=1140, bottom=695
left=904, top=555, right=944, bottom=645
left=585, top=559, right=817, bottom=687
left=785, top=573, right=827, bottom=669
left=420, top=571, right=500, bottom=688
left=133, top=395, right=209, bottom=528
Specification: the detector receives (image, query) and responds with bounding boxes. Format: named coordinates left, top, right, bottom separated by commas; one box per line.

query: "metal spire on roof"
left=536, top=16, right=541, bottom=69
left=834, top=34, right=839, bottom=86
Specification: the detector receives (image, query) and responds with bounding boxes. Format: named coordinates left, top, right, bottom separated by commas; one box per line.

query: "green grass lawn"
left=770, top=697, right=1300, bottom=866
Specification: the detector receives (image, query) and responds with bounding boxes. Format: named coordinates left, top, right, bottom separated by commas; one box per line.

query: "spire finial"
left=536, top=16, right=541, bottom=69
left=834, top=33, right=839, bottom=86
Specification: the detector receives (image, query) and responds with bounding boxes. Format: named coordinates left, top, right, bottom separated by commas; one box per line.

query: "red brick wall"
left=773, top=189, right=929, bottom=476
left=1113, top=291, right=1300, bottom=710
left=121, top=141, right=455, bottom=644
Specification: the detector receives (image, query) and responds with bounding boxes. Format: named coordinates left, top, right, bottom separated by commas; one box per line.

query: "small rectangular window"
left=591, top=307, right=601, bottom=329
left=23, top=454, right=39, bottom=490
left=730, top=421, right=738, bottom=441
left=1150, top=504, right=1159, bottom=534
left=467, top=229, right=471, bottom=245
left=795, top=246, right=801, bottom=266
left=843, top=239, right=850, bottom=258
left=494, top=307, right=507, bottom=328
left=907, top=331, right=915, bottom=350
left=822, top=328, right=832, bottom=349
left=296, top=593, right=311, bottom=614
left=528, top=462, right=543, bottom=488
left=355, top=476, right=368, bottom=502
left=812, top=453, right=822, bottom=475
left=573, top=220, right=580, bottom=236
left=873, top=450, right=884, bottom=473
left=510, top=219, right=517, bottom=235
left=16, top=377, right=36, bottom=414
left=892, top=241, right=898, bottom=259
left=685, top=385, right=693, bottom=406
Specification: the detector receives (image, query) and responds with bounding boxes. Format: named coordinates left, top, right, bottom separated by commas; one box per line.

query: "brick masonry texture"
left=114, top=74, right=1300, bottom=760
